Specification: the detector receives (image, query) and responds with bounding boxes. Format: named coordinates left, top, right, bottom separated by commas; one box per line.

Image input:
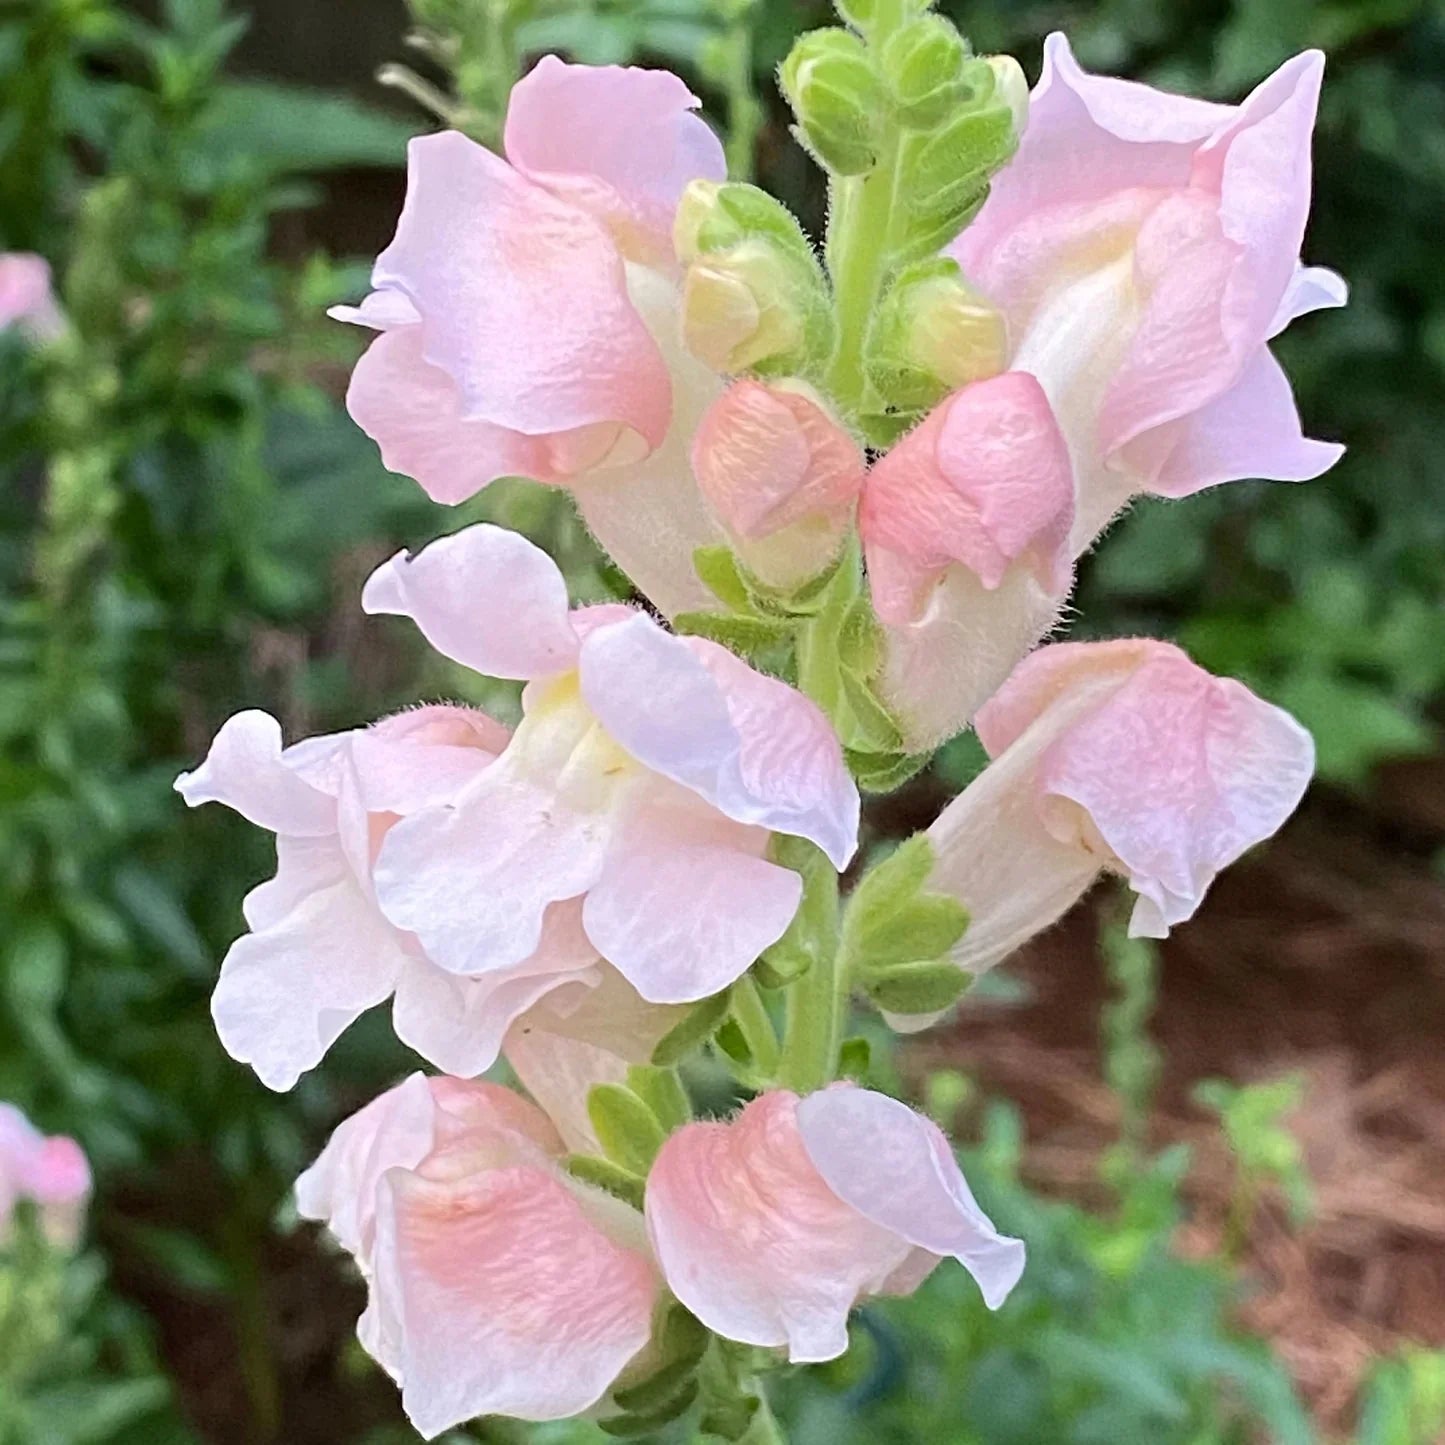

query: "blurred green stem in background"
left=703, top=0, right=764, bottom=180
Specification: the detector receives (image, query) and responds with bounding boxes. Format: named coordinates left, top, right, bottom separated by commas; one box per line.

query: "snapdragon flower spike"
left=952, top=35, right=1345, bottom=553
left=176, top=704, right=606, bottom=1090
left=859, top=370, right=1076, bottom=751
left=337, top=57, right=733, bottom=616
left=907, top=640, right=1313, bottom=1015
left=0, top=1103, right=91, bottom=1247
left=296, top=1074, right=657, bottom=1438
left=691, top=377, right=867, bottom=591
left=0, top=253, right=64, bottom=342
left=645, top=1086, right=1024, bottom=1362
left=363, top=523, right=859, bottom=1006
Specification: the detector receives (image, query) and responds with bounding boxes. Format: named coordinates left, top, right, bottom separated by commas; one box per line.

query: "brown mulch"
left=906, top=761, right=1445, bottom=1439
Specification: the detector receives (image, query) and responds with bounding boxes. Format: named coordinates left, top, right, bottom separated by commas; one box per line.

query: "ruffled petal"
left=373, top=1162, right=656, bottom=1435
left=349, top=705, right=509, bottom=816
left=796, top=1087, right=1025, bottom=1309
left=372, top=131, right=670, bottom=458
left=580, top=615, right=859, bottom=867
left=584, top=797, right=802, bottom=1003
left=504, top=57, right=725, bottom=261
left=1269, top=263, right=1347, bottom=338
left=645, top=1092, right=917, bottom=1363
left=175, top=711, right=336, bottom=836
left=362, top=523, right=581, bottom=681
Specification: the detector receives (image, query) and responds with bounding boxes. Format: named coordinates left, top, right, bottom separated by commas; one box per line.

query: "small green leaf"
left=673, top=611, right=794, bottom=654
left=693, top=545, right=754, bottom=613
left=626, top=1065, right=691, bottom=1131
left=863, top=959, right=972, bottom=1014
left=846, top=747, right=932, bottom=792
left=598, top=1379, right=699, bottom=1436
left=587, top=1085, right=666, bottom=1175
left=614, top=1354, right=703, bottom=1416
left=838, top=1035, right=872, bottom=1080
left=844, top=834, right=934, bottom=938
left=652, top=991, right=732, bottom=1065
left=839, top=666, right=905, bottom=752
left=859, top=893, right=969, bottom=967
left=759, top=837, right=838, bottom=985
left=565, top=1154, right=645, bottom=1210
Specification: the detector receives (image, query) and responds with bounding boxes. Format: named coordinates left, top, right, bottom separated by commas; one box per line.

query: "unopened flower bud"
left=866, top=259, right=1008, bottom=415
left=780, top=28, right=884, bottom=177
left=881, top=15, right=970, bottom=130
left=986, top=54, right=1030, bottom=138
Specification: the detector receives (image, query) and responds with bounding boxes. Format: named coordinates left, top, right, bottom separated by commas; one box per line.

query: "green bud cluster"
left=676, top=181, right=835, bottom=377
left=779, top=28, right=884, bottom=177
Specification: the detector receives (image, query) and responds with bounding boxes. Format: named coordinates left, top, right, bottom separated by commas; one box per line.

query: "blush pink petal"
left=504, top=57, right=725, bottom=261
left=583, top=799, right=803, bottom=1003
left=861, top=373, right=1074, bottom=621
left=348, top=706, right=510, bottom=816
left=579, top=616, right=859, bottom=867
left=362, top=524, right=581, bottom=681
left=795, top=1088, right=1024, bottom=1309
left=371, top=130, right=669, bottom=449
left=1270, top=264, right=1348, bottom=336
left=373, top=1163, right=655, bottom=1436
left=175, top=710, right=336, bottom=836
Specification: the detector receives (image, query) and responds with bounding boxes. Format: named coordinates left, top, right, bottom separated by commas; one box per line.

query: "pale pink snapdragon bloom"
left=177, top=699, right=604, bottom=1090
left=645, top=1085, right=1023, bottom=1361
left=886, top=639, right=1314, bottom=1030
left=952, top=35, right=1345, bottom=554
left=0, top=1104, right=91, bottom=1247
left=361, top=523, right=859, bottom=1004
left=858, top=370, right=1075, bottom=751
left=296, top=1074, right=657, bottom=1438
left=337, top=57, right=736, bottom=616
left=0, top=254, right=65, bottom=343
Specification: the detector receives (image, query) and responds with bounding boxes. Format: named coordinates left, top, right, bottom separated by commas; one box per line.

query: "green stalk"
left=716, top=0, right=765, bottom=181
left=730, top=974, right=782, bottom=1078
left=823, top=0, right=910, bottom=414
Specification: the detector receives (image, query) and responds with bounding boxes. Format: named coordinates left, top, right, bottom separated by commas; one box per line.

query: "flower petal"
left=796, top=1087, right=1025, bottom=1309
left=175, top=711, right=336, bottom=836
left=362, top=523, right=581, bottom=681
left=374, top=1163, right=656, bottom=1435
left=504, top=57, right=725, bottom=261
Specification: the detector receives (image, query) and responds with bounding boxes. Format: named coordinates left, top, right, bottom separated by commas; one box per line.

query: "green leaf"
left=565, top=1154, right=645, bottom=1211
left=862, top=959, right=972, bottom=1014
left=846, top=747, right=932, bottom=792
left=587, top=1084, right=666, bottom=1175
left=843, top=834, right=935, bottom=943
left=625, top=1064, right=691, bottom=1132
left=599, top=1379, right=700, bottom=1436
left=652, top=990, right=732, bottom=1065
left=693, top=545, right=754, bottom=613
left=858, top=893, right=969, bottom=966
left=673, top=611, right=795, bottom=654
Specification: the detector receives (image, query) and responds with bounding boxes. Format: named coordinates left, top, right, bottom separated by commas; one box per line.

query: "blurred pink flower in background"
left=0, top=253, right=65, bottom=342
left=0, top=1103, right=90, bottom=1247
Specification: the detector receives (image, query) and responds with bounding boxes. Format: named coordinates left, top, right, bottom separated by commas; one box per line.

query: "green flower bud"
left=675, top=181, right=834, bottom=375
left=780, top=28, right=885, bottom=177
left=835, top=0, right=935, bottom=33
left=881, top=15, right=970, bottom=130
left=866, top=257, right=1008, bottom=413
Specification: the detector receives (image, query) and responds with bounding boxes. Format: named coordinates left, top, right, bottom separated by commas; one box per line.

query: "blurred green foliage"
left=1, top=0, right=1441, bottom=1440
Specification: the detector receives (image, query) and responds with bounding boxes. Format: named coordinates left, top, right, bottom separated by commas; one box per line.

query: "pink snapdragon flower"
left=177, top=701, right=604, bottom=1090
left=296, top=1074, right=657, bottom=1437
left=645, top=1086, right=1023, bottom=1360
left=0, top=253, right=65, bottom=342
left=891, top=640, right=1313, bottom=1029
left=338, top=58, right=734, bottom=616
left=952, top=35, right=1345, bottom=553
left=0, top=1104, right=91, bottom=1247
left=362, top=523, right=859, bottom=1004
left=859, top=370, right=1075, bottom=751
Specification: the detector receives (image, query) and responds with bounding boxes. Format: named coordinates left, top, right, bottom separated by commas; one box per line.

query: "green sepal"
left=839, top=666, right=905, bottom=753
left=758, top=836, right=838, bottom=988
left=838, top=597, right=884, bottom=675
left=598, top=1380, right=700, bottom=1436
left=673, top=611, right=795, bottom=666
left=626, top=1065, right=692, bottom=1132
left=693, top=545, right=753, bottom=613
left=835, top=0, right=935, bottom=33
left=863, top=958, right=972, bottom=1014
left=858, top=893, right=969, bottom=967
left=780, top=29, right=885, bottom=178
left=652, top=990, right=732, bottom=1065
left=713, top=1017, right=752, bottom=1065
left=587, top=1084, right=666, bottom=1175
left=842, top=833, right=954, bottom=962
left=743, top=554, right=844, bottom=618
left=838, top=1035, right=872, bottom=1081
left=613, top=1353, right=703, bottom=1418
left=565, top=1154, right=645, bottom=1211
left=846, top=746, right=932, bottom=793
left=881, top=14, right=970, bottom=130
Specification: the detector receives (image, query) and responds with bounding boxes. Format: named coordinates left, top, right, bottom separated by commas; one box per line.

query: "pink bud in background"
left=0, top=253, right=65, bottom=342
left=692, top=378, right=865, bottom=589
left=859, top=371, right=1075, bottom=751
left=296, top=1074, right=657, bottom=1438
left=645, top=1086, right=1023, bottom=1361
left=0, top=1104, right=91, bottom=1247
left=953, top=36, right=1344, bottom=553
left=888, top=640, right=1314, bottom=1030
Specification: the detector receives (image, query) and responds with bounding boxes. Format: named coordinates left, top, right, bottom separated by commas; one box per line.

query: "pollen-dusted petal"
left=861, top=372, right=1075, bottom=619
left=584, top=798, right=802, bottom=1003
left=372, top=1162, right=657, bottom=1436
left=578, top=614, right=859, bottom=867
left=504, top=57, right=725, bottom=261
left=373, top=131, right=670, bottom=452
left=646, top=1092, right=918, bottom=1362
left=175, top=711, right=336, bottom=836
left=362, top=523, right=581, bottom=681
left=795, top=1087, right=1024, bottom=1310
